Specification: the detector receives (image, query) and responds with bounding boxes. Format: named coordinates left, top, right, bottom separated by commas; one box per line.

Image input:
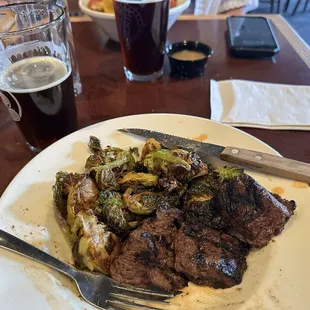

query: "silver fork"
left=0, top=229, right=174, bottom=310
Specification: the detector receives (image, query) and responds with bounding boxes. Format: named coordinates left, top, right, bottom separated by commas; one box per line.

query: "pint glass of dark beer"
left=113, top=0, right=169, bottom=82
left=0, top=3, right=77, bottom=152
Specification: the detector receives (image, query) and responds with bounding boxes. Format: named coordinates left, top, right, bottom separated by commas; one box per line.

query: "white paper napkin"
left=210, top=79, right=310, bottom=130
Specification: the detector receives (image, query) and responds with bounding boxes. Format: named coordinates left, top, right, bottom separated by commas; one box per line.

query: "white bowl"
left=79, top=0, right=191, bottom=42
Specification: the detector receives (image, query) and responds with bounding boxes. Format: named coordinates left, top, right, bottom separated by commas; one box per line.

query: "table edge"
left=70, top=14, right=310, bottom=69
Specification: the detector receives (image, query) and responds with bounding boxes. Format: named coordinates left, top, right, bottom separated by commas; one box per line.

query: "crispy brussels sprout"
left=123, top=188, right=180, bottom=215
left=71, top=210, right=120, bottom=274
left=85, top=136, right=129, bottom=169
left=53, top=172, right=99, bottom=229
left=188, top=166, right=244, bottom=196
left=144, top=149, right=208, bottom=181
left=141, top=138, right=161, bottom=160
left=188, top=171, right=218, bottom=196
left=158, top=177, right=187, bottom=197
left=92, top=166, right=119, bottom=191
left=123, top=188, right=157, bottom=215
left=85, top=146, right=125, bottom=169
left=117, top=172, right=158, bottom=189
left=90, top=151, right=136, bottom=190
left=183, top=193, right=226, bottom=229
left=66, top=175, right=99, bottom=229
left=98, top=191, right=139, bottom=233
left=144, top=149, right=191, bottom=174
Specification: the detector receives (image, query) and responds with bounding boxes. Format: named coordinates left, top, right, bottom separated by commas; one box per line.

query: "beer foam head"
left=0, top=56, right=71, bottom=93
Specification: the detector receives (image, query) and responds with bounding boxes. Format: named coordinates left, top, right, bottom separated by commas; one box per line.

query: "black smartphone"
left=227, top=16, right=280, bottom=58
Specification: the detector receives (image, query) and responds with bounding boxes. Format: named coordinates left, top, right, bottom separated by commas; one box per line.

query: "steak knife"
left=118, top=128, right=310, bottom=184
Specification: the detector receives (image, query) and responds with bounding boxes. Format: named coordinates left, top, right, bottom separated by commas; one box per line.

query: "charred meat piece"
left=217, top=173, right=296, bottom=248
left=110, top=207, right=187, bottom=293
left=272, top=193, right=297, bottom=215
left=174, top=224, right=249, bottom=289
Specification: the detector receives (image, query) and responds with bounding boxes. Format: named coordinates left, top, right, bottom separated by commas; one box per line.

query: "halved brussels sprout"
left=71, top=210, right=120, bottom=274
left=123, top=188, right=158, bottom=215
left=53, top=172, right=99, bottom=229
left=117, top=172, right=158, bottom=189
left=144, top=149, right=191, bottom=175
left=85, top=146, right=125, bottom=169
left=123, top=188, right=180, bottom=215
left=90, top=151, right=136, bottom=190
left=98, top=191, right=139, bottom=233
left=85, top=136, right=127, bottom=169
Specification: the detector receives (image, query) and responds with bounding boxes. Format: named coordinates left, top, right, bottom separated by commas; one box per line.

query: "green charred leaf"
left=216, top=166, right=244, bottom=182
left=88, top=135, right=102, bottom=154
left=52, top=171, right=68, bottom=220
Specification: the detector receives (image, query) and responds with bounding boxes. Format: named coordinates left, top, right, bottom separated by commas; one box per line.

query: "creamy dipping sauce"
left=171, top=50, right=206, bottom=61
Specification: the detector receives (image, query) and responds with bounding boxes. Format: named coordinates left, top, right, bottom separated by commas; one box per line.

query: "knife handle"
left=220, top=146, right=310, bottom=184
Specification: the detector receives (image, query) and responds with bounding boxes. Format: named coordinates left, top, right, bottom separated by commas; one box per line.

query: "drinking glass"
left=7, top=0, right=82, bottom=96
left=113, top=0, right=169, bottom=82
left=0, top=3, right=77, bottom=152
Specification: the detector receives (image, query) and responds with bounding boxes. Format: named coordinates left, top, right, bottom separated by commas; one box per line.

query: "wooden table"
left=1, top=15, right=310, bottom=196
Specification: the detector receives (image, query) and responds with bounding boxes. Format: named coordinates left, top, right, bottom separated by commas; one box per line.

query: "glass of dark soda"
left=0, top=3, right=77, bottom=152
left=113, top=0, right=169, bottom=82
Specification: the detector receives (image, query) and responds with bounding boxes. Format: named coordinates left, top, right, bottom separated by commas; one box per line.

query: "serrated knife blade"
left=118, top=128, right=224, bottom=158
left=118, top=128, right=310, bottom=184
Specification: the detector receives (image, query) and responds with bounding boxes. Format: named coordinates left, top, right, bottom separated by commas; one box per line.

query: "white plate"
left=0, top=114, right=309, bottom=310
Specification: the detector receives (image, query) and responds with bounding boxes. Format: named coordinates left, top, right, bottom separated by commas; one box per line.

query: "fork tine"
left=107, top=299, right=165, bottom=310
left=113, top=284, right=174, bottom=298
left=110, top=292, right=171, bottom=305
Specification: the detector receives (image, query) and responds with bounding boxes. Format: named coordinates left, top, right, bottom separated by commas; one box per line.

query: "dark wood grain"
left=1, top=19, right=310, bottom=196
